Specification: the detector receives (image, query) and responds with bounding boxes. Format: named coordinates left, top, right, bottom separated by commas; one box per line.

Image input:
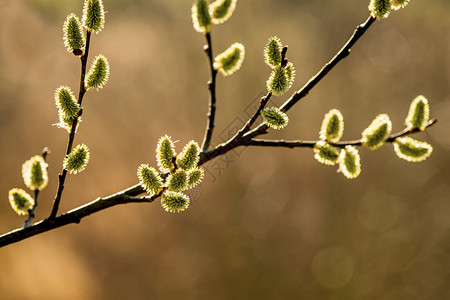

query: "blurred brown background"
left=0, top=0, right=449, bottom=299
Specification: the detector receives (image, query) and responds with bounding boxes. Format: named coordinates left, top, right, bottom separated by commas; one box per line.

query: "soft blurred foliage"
left=1, top=0, right=449, bottom=299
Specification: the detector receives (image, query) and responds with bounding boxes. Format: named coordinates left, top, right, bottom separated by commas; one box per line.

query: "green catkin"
left=82, top=0, right=105, bottom=33
left=187, top=167, right=204, bottom=188
left=156, top=135, right=176, bottom=172
left=161, top=191, right=190, bottom=213
left=8, top=188, right=34, bottom=216
left=64, top=144, right=90, bottom=174
left=319, top=109, right=344, bottom=143
left=22, top=155, right=48, bottom=191
left=63, top=13, right=85, bottom=53
left=264, top=36, right=283, bottom=68
left=176, top=141, right=200, bottom=170
left=210, top=0, right=237, bottom=24
left=55, top=86, right=80, bottom=120
left=393, top=137, right=433, bottom=162
left=361, top=114, right=392, bottom=150
left=214, top=43, right=245, bottom=76
left=313, top=141, right=341, bottom=166
left=167, top=169, right=189, bottom=192
left=267, top=66, right=289, bottom=96
left=369, top=0, right=391, bottom=19
left=85, top=54, right=110, bottom=90
left=192, top=0, right=212, bottom=33
left=137, top=164, right=163, bottom=194
left=391, top=0, right=409, bottom=10
left=339, top=146, right=361, bottom=179
left=261, top=107, right=289, bottom=130
left=405, top=95, right=430, bottom=131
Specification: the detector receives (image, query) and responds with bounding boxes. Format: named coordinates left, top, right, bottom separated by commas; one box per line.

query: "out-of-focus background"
left=0, top=0, right=449, bottom=299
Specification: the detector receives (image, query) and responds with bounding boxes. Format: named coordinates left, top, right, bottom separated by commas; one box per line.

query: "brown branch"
left=49, top=31, right=92, bottom=221
left=244, top=119, right=437, bottom=148
left=201, top=32, right=218, bottom=151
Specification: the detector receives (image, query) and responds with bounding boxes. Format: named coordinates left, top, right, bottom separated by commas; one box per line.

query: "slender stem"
left=244, top=119, right=437, bottom=148
left=201, top=32, right=218, bottom=151
left=48, top=31, right=92, bottom=221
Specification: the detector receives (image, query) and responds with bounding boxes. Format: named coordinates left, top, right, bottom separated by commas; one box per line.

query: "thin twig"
left=49, top=31, right=92, bottom=221
left=244, top=119, right=438, bottom=148
left=201, top=32, right=218, bottom=151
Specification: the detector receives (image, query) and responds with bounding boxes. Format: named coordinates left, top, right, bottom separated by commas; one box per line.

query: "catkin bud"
left=22, top=155, right=48, bottom=191
left=261, top=107, right=289, bottom=130
left=161, top=191, right=190, bottom=213
left=85, top=54, right=109, bottom=90
left=264, top=36, right=283, bottom=68
left=313, top=141, right=341, bottom=166
left=361, top=114, right=392, bottom=150
left=192, top=0, right=212, bottom=33
left=391, top=0, right=409, bottom=10
left=64, top=144, right=90, bottom=174
left=55, top=86, right=80, bottom=120
left=339, top=146, right=361, bottom=179
left=8, top=188, right=34, bottom=216
left=156, top=135, right=176, bottom=172
left=210, top=0, right=237, bottom=24
left=214, top=43, right=245, bottom=76
left=167, top=169, right=189, bottom=192
left=82, top=0, right=105, bottom=33
left=393, top=137, right=433, bottom=162
left=319, top=109, right=344, bottom=143
left=369, top=0, right=391, bottom=19
left=176, top=141, right=200, bottom=170
left=63, top=14, right=85, bottom=54
left=405, top=95, right=430, bottom=131
left=267, top=66, right=295, bottom=96
left=187, top=167, right=204, bottom=188
left=138, top=164, right=163, bottom=194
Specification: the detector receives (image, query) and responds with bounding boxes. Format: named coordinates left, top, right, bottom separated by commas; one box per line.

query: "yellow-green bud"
left=161, top=191, right=190, bottom=213
left=64, top=144, right=90, bottom=174
left=313, top=141, right=341, bottom=166
left=261, top=107, right=289, bottom=130
left=63, top=13, right=85, bottom=54
left=9, top=188, right=34, bottom=216
left=405, top=95, right=430, bottom=131
left=369, top=0, right=391, bottom=19
left=192, top=0, right=212, bottom=33
left=176, top=141, right=200, bottom=170
left=393, top=137, right=433, bottom=162
left=339, top=146, right=361, bottom=179
left=264, top=36, right=283, bottom=68
left=82, top=0, right=105, bottom=33
left=391, top=0, right=409, bottom=10
left=156, top=135, right=176, bottom=172
left=22, top=155, right=48, bottom=191
left=138, top=164, right=163, bottom=194
left=214, top=42, right=245, bottom=76
left=319, top=109, right=344, bottom=143
left=266, top=65, right=295, bottom=96
left=55, top=86, right=80, bottom=120
left=210, top=0, right=237, bottom=24
left=187, top=167, right=204, bottom=188
left=361, top=114, right=392, bottom=150
left=167, top=169, right=189, bottom=192
left=85, top=54, right=109, bottom=90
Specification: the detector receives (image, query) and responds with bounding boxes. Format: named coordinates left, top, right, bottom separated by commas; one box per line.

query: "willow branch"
left=49, top=31, right=92, bottom=221
left=244, top=119, right=437, bottom=148
left=201, top=32, right=218, bottom=151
